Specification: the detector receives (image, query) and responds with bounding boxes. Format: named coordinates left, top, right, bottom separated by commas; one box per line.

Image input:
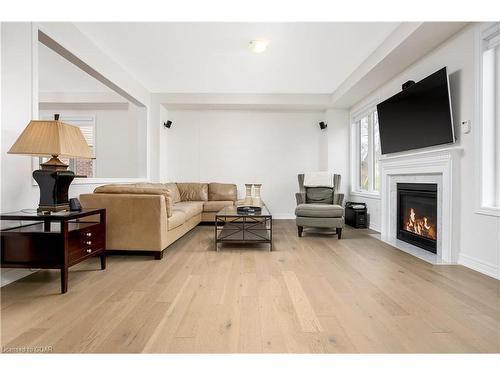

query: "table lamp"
left=7, top=115, right=94, bottom=212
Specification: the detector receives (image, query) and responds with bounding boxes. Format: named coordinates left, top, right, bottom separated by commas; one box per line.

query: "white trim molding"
left=369, top=222, right=381, bottom=233
left=458, top=253, right=500, bottom=280
left=474, top=22, right=500, bottom=217
left=350, top=191, right=381, bottom=200
left=380, top=147, right=462, bottom=263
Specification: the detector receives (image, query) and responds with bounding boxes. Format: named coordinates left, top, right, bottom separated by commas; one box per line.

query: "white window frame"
left=475, top=22, right=500, bottom=217
left=350, top=100, right=381, bottom=198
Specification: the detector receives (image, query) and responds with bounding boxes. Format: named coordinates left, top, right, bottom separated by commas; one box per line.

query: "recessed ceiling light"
left=248, top=39, right=269, bottom=53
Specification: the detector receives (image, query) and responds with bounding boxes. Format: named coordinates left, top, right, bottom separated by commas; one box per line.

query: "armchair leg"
left=297, top=226, right=303, bottom=237
left=337, top=228, right=342, bottom=240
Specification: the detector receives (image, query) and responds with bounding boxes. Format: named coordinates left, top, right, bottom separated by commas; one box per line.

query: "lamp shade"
left=7, top=120, right=94, bottom=159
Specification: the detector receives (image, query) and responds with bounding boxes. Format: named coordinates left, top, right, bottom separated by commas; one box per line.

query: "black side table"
left=1, top=208, right=106, bottom=293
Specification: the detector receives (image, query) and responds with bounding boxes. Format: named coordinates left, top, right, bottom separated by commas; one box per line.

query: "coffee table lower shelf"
left=215, top=217, right=272, bottom=251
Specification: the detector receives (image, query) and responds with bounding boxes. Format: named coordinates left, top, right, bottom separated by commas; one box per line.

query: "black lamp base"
left=33, top=169, right=75, bottom=212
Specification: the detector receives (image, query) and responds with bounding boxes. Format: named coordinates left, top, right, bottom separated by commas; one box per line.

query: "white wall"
left=166, top=109, right=328, bottom=218
left=1, top=22, right=151, bottom=213
left=1, top=22, right=151, bottom=285
left=39, top=106, right=147, bottom=178
left=1, top=23, right=39, bottom=211
left=326, top=109, right=350, bottom=195
left=349, top=24, right=500, bottom=277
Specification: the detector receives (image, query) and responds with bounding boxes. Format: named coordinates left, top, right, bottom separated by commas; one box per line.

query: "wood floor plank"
left=1, top=221, right=499, bottom=353
left=282, top=270, right=323, bottom=333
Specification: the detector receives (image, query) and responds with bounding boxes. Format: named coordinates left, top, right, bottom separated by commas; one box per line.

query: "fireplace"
left=397, top=183, right=437, bottom=253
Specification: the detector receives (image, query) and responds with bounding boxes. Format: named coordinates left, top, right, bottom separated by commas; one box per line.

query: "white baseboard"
left=458, top=254, right=500, bottom=280
left=272, top=214, right=295, bottom=220
left=369, top=222, right=381, bottom=232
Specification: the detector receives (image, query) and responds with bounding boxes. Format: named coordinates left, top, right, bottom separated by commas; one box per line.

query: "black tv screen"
left=376, top=67, right=455, bottom=154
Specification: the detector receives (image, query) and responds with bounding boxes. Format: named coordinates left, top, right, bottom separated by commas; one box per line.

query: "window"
left=373, top=114, right=381, bottom=191
left=359, top=116, right=369, bottom=190
left=351, top=107, right=381, bottom=195
left=477, top=23, right=500, bottom=216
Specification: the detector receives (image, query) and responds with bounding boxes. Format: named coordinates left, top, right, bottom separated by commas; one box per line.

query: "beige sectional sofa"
left=80, top=182, right=237, bottom=259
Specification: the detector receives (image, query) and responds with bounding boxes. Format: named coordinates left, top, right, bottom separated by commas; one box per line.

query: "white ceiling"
left=74, top=22, right=400, bottom=94
left=38, top=41, right=114, bottom=93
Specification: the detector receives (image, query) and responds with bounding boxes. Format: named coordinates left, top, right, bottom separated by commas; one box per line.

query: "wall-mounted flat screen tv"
left=376, top=67, right=455, bottom=154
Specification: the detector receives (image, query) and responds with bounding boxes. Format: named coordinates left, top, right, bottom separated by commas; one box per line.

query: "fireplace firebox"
left=397, top=183, right=437, bottom=253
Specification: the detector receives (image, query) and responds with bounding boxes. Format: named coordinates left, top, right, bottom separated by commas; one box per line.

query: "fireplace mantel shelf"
left=379, top=146, right=463, bottom=162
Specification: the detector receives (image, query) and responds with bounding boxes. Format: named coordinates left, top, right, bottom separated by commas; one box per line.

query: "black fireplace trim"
left=397, top=183, right=438, bottom=254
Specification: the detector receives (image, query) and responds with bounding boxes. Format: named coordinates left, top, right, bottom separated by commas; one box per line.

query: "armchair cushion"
left=305, top=187, right=334, bottom=204
left=295, top=203, right=344, bottom=218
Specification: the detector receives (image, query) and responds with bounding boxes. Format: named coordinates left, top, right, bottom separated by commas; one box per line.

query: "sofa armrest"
left=80, top=193, right=168, bottom=251
left=296, top=192, right=306, bottom=205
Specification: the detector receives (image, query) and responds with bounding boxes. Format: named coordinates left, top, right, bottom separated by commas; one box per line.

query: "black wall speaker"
left=164, top=120, right=172, bottom=129
left=402, top=80, right=415, bottom=90
left=319, top=121, right=327, bottom=130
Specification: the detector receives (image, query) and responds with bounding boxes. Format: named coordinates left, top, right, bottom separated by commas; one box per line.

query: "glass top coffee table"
left=215, top=205, right=273, bottom=251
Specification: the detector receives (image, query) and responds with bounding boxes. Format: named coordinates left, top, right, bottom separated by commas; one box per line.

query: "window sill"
left=350, top=191, right=381, bottom=200
left=475, top=206, right=500, bottom=217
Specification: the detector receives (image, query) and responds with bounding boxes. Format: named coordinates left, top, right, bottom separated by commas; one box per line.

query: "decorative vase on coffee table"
left=252, top=184, right=262, bottom=207
left=244, top=184, right=253, bottom=205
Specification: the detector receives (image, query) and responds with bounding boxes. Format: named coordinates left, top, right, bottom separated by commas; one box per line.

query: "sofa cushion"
left=208, top=183, right=237, bottom=201
left=168, top=209, right=186, bottom=230
left=295, top=203, right=344, bottom=218
left=94, top=183, right=173, bottom=217
left=177, top=183, right=208, bottom=201
left=203, top=200, right=234, bottom=212
left=305, top=187, right=334, bottom=204
left=164, top=183, right=181, bottom=203
left=172, top=201, right=204, bottom=220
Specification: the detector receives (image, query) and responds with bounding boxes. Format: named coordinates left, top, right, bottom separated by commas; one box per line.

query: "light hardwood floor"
left=1, top=220, right=499, bottom=353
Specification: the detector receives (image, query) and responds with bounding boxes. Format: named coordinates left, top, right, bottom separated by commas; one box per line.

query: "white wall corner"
left=326, top=109, right=350, bottom=195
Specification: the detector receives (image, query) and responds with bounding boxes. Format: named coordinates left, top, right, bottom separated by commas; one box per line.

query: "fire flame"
left=405, top=207, right=436, bottom=240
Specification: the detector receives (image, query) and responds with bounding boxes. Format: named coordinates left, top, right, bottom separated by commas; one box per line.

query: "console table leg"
left=100, top=253, right=106, bottom=270
left=60, top=267, right=68, bottom=294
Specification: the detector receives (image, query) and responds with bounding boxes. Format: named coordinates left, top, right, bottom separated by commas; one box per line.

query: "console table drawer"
left=68, top=225, right=105, bottom=264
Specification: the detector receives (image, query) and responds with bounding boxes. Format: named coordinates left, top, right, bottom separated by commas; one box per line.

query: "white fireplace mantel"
left=380, top=147, right=462, bottom=263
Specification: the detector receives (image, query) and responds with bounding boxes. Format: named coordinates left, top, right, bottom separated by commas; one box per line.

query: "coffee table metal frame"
left=215, top=208, right=272, bottom=251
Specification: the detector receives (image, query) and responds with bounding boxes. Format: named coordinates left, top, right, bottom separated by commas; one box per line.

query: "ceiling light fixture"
left=248, top=39, right=269, bottom=53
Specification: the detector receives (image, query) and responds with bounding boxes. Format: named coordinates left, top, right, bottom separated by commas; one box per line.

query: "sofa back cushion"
left=164, top=182, right=181, bottom=203
left=305, top=187, right=333, bottom=204
left=208, top=183, right=237, bottom=201
left=176, top=183, right=208, bottom=201
left=93, top=183, right=173, bottom=216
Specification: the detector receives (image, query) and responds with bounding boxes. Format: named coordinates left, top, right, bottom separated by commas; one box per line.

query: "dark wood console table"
left=0, top=208, right=106, bottom=293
